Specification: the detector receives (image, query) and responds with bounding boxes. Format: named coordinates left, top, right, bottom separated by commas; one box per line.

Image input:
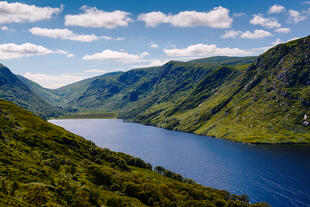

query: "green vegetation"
left=0, top=65, right=63, bottom=118
left=2, top=36, right=310, bottom=143
left=57, top=111, right=117, bottom=119
left=119, top=36, right=310, bottom=143
left=0, top=100, right=269, bottom=206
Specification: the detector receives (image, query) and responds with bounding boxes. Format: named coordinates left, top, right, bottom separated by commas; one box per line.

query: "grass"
left=56, top=112, right=117, bottom=119
left=0, top=99, right=270, bottom=206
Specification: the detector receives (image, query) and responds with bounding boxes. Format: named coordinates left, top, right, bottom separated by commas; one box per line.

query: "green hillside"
left=17, top=75, right=62, bottom=106
left=119, top=36, right=310, bottom=143
left=12, top=36, right=310, bottom=143
left=0, top=65, right=63, bottom=118
left=0, top=100, right=269, bottom=206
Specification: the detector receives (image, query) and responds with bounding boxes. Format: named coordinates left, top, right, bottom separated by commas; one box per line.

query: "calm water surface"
left=49, top=119, right=310, bottom=207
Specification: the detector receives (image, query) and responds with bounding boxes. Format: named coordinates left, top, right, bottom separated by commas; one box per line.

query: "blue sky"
left=0, top=0, right=309, bottom=88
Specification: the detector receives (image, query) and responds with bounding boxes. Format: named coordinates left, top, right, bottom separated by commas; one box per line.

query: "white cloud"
left=287, top=37, right=300, bottom=42
left=140, top=51, right=149, bottom=58
left=24, top=72, right=87, bottom=89
left=65, top=6, right=133, bottom=28
left=29, top=27, right=122, bottom=42
left=268, top=5, right=285, bottom=14
left=133, top=59, right=170, bottom=68
left=272, top=38, right=283, bottom=45
left=1, top=26, right=15, bottom=32
left=83, top=69, right=107, bottom=73
left=302, top=1, right=310, bottom=5
left=163, top=43, right=251, bottom=57
left=288, top=10, right=307, bottom=23
left=221, top=30, right=241, bottom=39
left=82, top=49, right=149, bottom=62
left=249, top=46, right=273, bottom=54
left=1, top=26, right=8, bottom=31
left=150, top=43, right=159, bottom=48
left=250, top=14, right=281, bottom=28
left=0, top=43, right=73, bottom=60
left=138, top=6, right=233, bottom=28
left=0, top=1, right=61, bottom=24
left=275, top=27, right=291, bottom=33
left=55, top=49, right=75, bottom=58
left=240, top=29, right=272, bottom=39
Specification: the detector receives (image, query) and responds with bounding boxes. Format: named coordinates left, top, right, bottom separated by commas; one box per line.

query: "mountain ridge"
left=0, top=65, right=63, bottom=118
left=2, top=36, right=310, bottom=143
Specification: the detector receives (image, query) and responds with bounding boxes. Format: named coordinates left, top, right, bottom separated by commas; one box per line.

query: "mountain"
left=17, top=75, right=62, bottom=106
left=119, top=36, right=310, bottom=143
left=189, top=56, right=256, bottom=65
left=0, top=65, right=63, bottom=118
left=0, top=100, right=269, bottom=206
left=36, top=57, right=253, bottom=113
left=12, top=35, right=310, bottom=143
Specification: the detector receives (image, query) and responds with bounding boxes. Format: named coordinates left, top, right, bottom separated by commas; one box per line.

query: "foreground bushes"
left=0, top=100, right=270, bottom=206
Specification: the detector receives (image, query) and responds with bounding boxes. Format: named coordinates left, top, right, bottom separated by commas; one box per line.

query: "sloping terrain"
left=11, top=36, right=310, bottom=143
left=120, top=36, right=310, bottom=143
left=0, top=100, right=269, bottom=206
left=0, top=65, right=63, bottom=118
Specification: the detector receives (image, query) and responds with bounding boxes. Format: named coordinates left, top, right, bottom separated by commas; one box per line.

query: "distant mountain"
left=17, top=75, right=62, bottom=106
left=12, top=36, right=310, bottom=143
left=45, top=57, right=254, bottom=112
left=0, top=100, right=269, bottom=206
left=0, top=65, right=63, bottom=118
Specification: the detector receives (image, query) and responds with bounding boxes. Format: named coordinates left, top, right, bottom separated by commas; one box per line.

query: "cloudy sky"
left=0, top=0, right=309, bottom=88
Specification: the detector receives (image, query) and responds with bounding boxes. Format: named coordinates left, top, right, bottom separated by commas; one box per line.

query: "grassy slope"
left=0, top=66, right=63, bottom=118
left=17, top=75, right=62, bottom=106
left=14, top=46, right=310, bottom=143
left=120, top=36, right=310, bottom=143
left=0, top=100, right=269, bottom=207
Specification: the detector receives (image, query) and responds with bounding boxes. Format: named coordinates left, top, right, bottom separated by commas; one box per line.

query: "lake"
left=49, top=119, right=310, bottom=207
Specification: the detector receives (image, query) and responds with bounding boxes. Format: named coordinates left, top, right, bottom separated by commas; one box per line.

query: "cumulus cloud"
left=287, top=37, right=300, bottom=42
left=0, top=43, right=73, bottom=59
left=65, top=6, right=133, bottom=28
left=268, top=5, right=285, bottom=14
left=275, top=27, right=291, bottom=33
left=1, top=26, right=15, bottom=32
left=0, top=1, right=61, bottom=24
left=240, top=29, right=272, bottom=39
left=288, top=10, right=307, bottom=23
left=272, top=38, right=283, bottom=45
left=250, top=14, right=281, bottom=28
left=24, top=72, right=87, bottom=89
left=29, top=27, right=123, bottom=42
left=138, top=6, right=233, bottom=28
left=150, top=43, right=159, bottom=48
left=220, top=30, right=242, bottom=39
left=82, top=49, right=149, bottom=63
left=163, top=43, right=251, bottom=57
left=83, top=69, right=107, bottom=73
left=0, top=26, right=8, bottom=31
left=133, top=59, right=170, bottom=68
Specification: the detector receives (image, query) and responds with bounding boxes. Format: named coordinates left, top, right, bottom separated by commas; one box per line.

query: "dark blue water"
left=49, top=119, right=310, bottom=207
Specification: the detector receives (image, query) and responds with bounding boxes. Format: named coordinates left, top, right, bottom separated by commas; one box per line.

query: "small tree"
left=0, top=178, right=8, bottom=195
left=10, top=181, right=19, bottom=196
left=154, top=166, right=165, bottom=175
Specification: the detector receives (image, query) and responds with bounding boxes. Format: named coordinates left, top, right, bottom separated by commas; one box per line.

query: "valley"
left=2, top=36, right=310, bottom=143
